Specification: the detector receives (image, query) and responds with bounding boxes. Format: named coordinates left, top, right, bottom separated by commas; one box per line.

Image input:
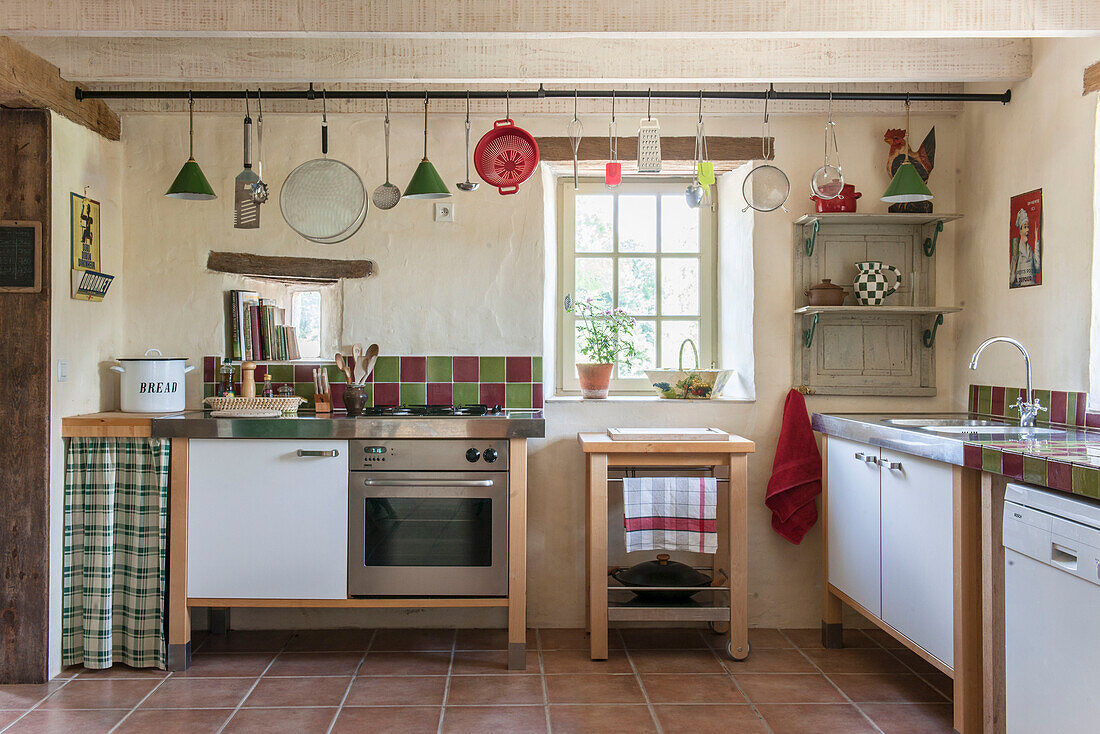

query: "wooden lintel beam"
left=538, top=136, right=767, bottom=164
left=1086, top=60, right=1100, bottom=94
left=207, top=251, right=374, bottom=283
left=0, top=36, right=119, bottom=141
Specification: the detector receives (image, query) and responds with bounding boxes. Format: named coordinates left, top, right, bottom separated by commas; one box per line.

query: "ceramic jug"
left=854, top=261, right=902, bottom=305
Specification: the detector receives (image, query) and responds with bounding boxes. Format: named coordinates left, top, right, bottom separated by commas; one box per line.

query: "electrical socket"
left=434, top=202, right=454, bottom=222
left=58, top=359, right=68, bottom=382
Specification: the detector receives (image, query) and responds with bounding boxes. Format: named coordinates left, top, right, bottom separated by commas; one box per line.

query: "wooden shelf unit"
left=794, top=213, right=963, bottom=227
left=794, top=305, right=962, bottom=316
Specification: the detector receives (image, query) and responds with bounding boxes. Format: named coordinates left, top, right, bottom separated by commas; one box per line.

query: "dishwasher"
left=1003, top=482, right=1100, bottom=734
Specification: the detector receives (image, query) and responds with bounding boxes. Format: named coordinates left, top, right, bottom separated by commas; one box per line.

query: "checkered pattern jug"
left=854, top=260, right=902, bottom=305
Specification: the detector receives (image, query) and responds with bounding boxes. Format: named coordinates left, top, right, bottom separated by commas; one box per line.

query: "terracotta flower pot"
left=577, top=363, right=614, bottom=399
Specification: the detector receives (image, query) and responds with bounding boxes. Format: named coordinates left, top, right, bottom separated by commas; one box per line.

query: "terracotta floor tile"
left=860, top=703, right=954, bottom=733
left=548, top=704, right=657, bottom=734
left=53, top=667, right=82, bottom=679
left=358, top=651, right=452, bottom=676
left=802, top=648, right=910, bottom=675
left=829, top=673, right=948, bottom=703
left=440, top=705, right=547, bottom=734
left=450, top=650, right=539, bottom=674
left=722, top=648, right=816, bottom=674
left=344, top=675, right=447, bottom=706
left=923, top=670, right=955, bottom=700
left=455, top=628, right=536, bottom=650
left=73, top=665, right=170, bottom=680
left=139, top=677, right=254, bottom=709
left=749, top=628, right=796, bottom=648
left=196, top=630, right=294, bottom=653
left=755, top=703, right=879, bottom=734
left=0, top=711, right=24, bottom=729
left=37, top=679, right=160, bottom=709
left=4, top=708, right=128, bottom=734
left=243, top=676, right=351, bottom=707
left=629, top=649, right=725, bottom=674
left=861, top=628, right=907, bottom=649
left=619, top=628, right=707, bottom=649
left=266, top=651, right=363, bottom=676
left=0, top=682, right=60, bottom=709
left=285, top=629, right=375, bottom=652
left=172, top=653, right=275, bottom=678
left=332, top=706, right=441, bottom=734
left=888, top=647, right=950, bottom=678
left=546, top=674, right=645, bottom=704
left=734, top=673, right=845, bottom=704
left=653, top=704, right=767, bottom=734
left=538, top=628, right=622, bottom=650
left=541, top=649, right=633, bottom=674
left=639, top=673, right=745, bottom=703
left=446, top=674, right=545, bottom=705
left=370, top=628, right=456, bottom=651
left=114, top=708, right=234, bottom=734
left=222, top=706, right=338, bottom=734
left=783, top=628, right=876, bottom=650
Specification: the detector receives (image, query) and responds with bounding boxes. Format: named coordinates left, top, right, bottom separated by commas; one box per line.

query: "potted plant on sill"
left=566, top=296, right=640, bottom=399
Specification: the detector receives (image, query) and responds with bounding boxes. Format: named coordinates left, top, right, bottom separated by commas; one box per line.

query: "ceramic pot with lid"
left=610, top=554, right=712, bottom=601
left=805, top=279, right=848, bottom=306
left=110, top=348, right=194, bottom=413
left=811, top=183, right=862, bottom=213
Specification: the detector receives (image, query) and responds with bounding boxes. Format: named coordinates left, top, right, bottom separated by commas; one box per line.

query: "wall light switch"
left=434, top=202, right=454, bottom=222
left=58, top=359, right=68, bottom=382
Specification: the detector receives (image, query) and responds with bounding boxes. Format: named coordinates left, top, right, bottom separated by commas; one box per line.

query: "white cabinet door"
left=880, top=448, right=954, bottom=667
left=826, top=436, right=882, bottom=616
left=188, top=439, right=349, bottom=599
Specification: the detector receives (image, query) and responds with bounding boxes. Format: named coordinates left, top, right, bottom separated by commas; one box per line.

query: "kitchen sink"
left=882, top=418, right=1061, bottom=436
left=884, top=418, right=1005, bottom=428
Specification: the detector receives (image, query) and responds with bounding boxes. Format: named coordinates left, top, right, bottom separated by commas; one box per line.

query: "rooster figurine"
left=884, top=126, right=936, bottom=213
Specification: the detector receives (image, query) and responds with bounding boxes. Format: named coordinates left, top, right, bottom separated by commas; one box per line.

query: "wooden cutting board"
left=606, top=427, right=730, bottom=441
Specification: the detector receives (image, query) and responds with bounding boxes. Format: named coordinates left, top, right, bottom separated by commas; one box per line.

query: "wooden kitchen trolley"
left=578, top=431, right=754, bottom=661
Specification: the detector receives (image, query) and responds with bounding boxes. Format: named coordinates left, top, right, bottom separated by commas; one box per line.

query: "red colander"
left=474, top=119, right=540, bottom=195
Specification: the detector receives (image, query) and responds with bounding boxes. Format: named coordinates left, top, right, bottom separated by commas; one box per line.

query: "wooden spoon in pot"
left=361, top=344, right=379, bottom=384
left=334, top=353, right=354, bottom=385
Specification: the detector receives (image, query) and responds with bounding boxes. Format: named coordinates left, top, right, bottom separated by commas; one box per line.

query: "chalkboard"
left=0, top=221, right=42, bottom=293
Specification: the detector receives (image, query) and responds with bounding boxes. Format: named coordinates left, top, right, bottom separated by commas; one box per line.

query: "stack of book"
left=225, top=290, right=302, bottom=361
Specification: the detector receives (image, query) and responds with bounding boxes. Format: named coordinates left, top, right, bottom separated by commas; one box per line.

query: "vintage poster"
left=1009, top=188, right=1042, bottom=288
left=71, top=191, right=100, bottom=271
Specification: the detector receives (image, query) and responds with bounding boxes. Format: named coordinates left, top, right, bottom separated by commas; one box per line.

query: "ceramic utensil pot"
left=854, top=261, right=902, bottom=305
left=110, top=348, right=194, bottom=413
left=611, top=554, right=712, bottom=601
left=805, top=278, right=848, bottom=306
left=343, top=384, right=369, bottom=416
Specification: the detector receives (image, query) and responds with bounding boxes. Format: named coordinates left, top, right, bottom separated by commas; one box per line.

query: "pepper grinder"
left=240, top=361, right=257, bottom=397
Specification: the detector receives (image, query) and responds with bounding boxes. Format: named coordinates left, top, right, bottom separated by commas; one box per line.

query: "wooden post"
left=953, top=467, right=984, bottom=733
left=167, top=438, right=192, bottom=670
left=819, top=434, right=844, bottom=647
left=727, top=454, right=749, bottom=660
left=981, top=472, right=1007, bottom=734
left=587, top=452, right=609, bottom=660
left=507, top=438, right=528, bottom=670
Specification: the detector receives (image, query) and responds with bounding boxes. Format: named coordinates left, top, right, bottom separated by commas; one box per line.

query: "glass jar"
left=218, top=363, right=236, bottom=397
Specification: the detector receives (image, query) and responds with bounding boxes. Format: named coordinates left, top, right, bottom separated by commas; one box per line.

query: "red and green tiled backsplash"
left=203, top=356, right=543, bottom=410
left=968, top=384, right=1089, bottom=428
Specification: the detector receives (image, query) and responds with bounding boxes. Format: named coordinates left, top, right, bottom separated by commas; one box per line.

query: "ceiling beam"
left=0, top=37, right=120, bottom=140
left=2, top=1, right=1097, bottom=37
left=16, top=36, right=1032, bottom=85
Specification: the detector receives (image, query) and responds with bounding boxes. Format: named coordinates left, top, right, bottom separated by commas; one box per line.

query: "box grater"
left=637, top=118, right=662, bottom=172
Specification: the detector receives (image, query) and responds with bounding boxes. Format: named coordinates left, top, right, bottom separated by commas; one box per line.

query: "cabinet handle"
left=361, top=478, right=494, bottom=487
left=881, top=460, right=903, bottom=470
left=854, top=452, right=878, bottom=464
left=296, top=449, right=340, bottom=458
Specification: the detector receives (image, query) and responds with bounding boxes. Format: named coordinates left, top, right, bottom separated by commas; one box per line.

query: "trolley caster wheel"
left=708, top=621, right=729, bottom=635
left=726, top=639, right=750, bottom=661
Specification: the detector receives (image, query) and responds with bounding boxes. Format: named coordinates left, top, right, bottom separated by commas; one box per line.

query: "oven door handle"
left=360, top=479, right=495, bottom=487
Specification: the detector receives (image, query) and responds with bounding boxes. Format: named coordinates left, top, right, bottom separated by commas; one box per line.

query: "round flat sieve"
left=741, top=91, right=790, bottom=213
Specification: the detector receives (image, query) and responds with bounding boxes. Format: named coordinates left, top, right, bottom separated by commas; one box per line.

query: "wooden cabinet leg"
left=587, top=453, right=608, bottom=660
left=167, top=438, right=192, bottom=671
left=507, top=439, right=528, bottom=671
left=820, top=434, right=844, bottom=649
left=954, top=467, right=984, bottom=733
left=727, top=456, right=749, bottom=660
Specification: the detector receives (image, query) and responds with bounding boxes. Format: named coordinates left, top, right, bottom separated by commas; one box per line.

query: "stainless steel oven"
left=348, top=439, right=509, bottom=597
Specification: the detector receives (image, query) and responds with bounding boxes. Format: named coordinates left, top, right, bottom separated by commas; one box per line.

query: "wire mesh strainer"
left=742, top=90, right=790, bottom=213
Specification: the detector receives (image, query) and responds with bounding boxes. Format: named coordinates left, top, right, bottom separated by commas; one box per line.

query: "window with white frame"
left=291, top=289, right=322, bottom=359
left=559, top=179, right=717, bottom=393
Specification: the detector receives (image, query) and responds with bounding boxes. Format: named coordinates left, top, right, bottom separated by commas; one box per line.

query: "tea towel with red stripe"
left=622, top=476, right=718, bottom=553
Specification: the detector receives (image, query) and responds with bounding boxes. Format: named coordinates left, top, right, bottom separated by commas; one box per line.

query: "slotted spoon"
left=457, top=92, right=479, bottom=192
left=372, top=93, right=402, bottom=210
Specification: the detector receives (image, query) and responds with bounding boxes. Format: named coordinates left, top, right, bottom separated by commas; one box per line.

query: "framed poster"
left=71, top=191, right=100, bottom=271
left=0, top=221, right=42, bottom=293
left=1009, top=189, right=1042, bottom=288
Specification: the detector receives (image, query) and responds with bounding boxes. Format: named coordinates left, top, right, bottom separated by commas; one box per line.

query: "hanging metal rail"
left=76, top=83, right=1011, bottom=104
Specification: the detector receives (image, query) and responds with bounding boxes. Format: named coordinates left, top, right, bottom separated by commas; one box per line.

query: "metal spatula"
left=234, top=91, right=261, bottom=228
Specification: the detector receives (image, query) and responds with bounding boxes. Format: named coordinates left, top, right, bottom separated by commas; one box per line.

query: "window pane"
left=661, top=194, right=700, bottom=253
left=292, top=290, right=321, bottom=359
left=618, top=195, right=657, bottom=253
left=575, top=195, right=613, bottom=252
left=575, top=257, right=613, bottom=309
left=619, top=320, right=656, bottom=379
left=661, top=258, right=700, bottom=316
left=618, top=257, right=656, bottom=316
left=660, top=320, right=701, bottom=368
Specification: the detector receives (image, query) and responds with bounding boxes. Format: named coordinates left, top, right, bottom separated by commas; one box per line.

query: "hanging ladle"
left=457, top=91, right=479, bottom=192
left=371, top=92, right=402, bottom=210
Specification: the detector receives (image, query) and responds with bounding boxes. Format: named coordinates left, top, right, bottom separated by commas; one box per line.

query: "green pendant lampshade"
left=166, top=95, right=217, bottom=200
left=881, top=160, right=933, bottom=203
left=404, top=95, right=450, bottom=199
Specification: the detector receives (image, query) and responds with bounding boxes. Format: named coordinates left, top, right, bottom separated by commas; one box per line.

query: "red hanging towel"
left=765, top=389, right=822, bottom=544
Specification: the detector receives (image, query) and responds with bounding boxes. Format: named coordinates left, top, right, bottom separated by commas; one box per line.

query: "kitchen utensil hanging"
left=687, top=92, right=712, bottom=208
left=233, top=90, right=261, bottom=228
left=811, top=92, right=844, bottom=199
left=637, top=89, right=662, bottom=173
left=473, top=92, right=540, bottom=196
left=249, top=88, right=269, bottom=204
left=457, top=92, right=480, bottom=192
left=566, top=90, right=583, bottom=189
left=372, top=93, right=402, bottom=209
left=741, top=88, right=790, bottom=213
left=605, top=91, right=621, bottom=190
left=280, top=89, right=368, bottom=243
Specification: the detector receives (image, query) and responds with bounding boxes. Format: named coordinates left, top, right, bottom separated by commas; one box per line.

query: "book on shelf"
left=225, top=290, right=301, bottom=362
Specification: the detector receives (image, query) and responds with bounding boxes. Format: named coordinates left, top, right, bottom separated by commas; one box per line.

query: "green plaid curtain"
left=62, top=438, right=170, bottom=669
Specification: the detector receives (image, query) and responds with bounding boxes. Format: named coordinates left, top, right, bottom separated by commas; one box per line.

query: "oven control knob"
left=483, top=448, right=498, bottom=463
left=465, top=448, right=481, bottom=463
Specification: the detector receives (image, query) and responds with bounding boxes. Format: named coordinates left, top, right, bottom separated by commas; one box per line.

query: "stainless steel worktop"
left=151, top=411, right=546, bottom=439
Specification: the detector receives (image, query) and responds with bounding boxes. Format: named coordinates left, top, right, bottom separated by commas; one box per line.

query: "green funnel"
left=881, top=160, right=932, bottom=203
left=404, top=158, right=451, bottom=199
left=166, top=157, right=217, bottom=200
